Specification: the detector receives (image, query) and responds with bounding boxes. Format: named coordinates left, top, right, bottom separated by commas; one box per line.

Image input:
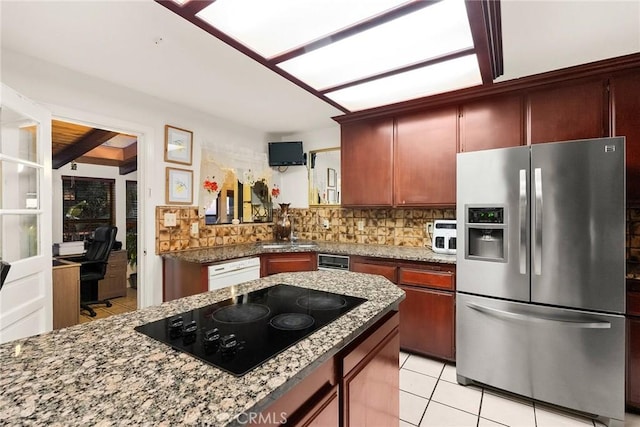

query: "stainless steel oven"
left=318, top=253, right=349, bottom=271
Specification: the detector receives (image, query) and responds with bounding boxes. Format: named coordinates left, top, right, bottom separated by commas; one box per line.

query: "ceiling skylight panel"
left=196, top=0, right=410, bottom=58
left=278, top=0, right=474, bottom=90
left=325, top=54, right=482, bottom=111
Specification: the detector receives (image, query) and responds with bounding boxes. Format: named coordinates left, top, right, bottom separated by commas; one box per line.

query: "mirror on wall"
left=202, top=170, right=273, bottom=225
left=308, top=148, right=341, bottom=206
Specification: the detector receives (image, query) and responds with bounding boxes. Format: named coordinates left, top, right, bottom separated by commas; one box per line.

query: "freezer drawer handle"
left=466, top=302, right=611, bottom=329
left=519, top=169, right=527, bottom=274
left=533, top=168, right=543, bottom=275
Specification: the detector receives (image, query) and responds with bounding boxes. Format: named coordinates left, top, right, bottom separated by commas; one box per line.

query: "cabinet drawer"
left=628, top=292, right=640, bottom=316
left=398, top=268, right=454, bottom=290
left=350, top=262, right=397, bottom=283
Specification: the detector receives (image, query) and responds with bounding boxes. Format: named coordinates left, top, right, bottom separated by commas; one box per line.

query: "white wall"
left=270, top=126, right=341, bottom=208
left=52, top=163, right=137, bottom=245
left=2, top=49, right=269, bottom=307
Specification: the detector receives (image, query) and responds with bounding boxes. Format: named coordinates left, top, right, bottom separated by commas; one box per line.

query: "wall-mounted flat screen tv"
left=268, top=141, right=306, bottom=166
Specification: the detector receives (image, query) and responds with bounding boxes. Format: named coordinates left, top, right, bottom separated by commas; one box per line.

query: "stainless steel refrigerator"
left=456, top=137, right=625, bottom=427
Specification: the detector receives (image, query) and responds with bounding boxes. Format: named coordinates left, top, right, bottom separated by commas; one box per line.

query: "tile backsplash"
left=155, top=206, right=454, bottom=254
left=157, top=206, right=640, bottom=275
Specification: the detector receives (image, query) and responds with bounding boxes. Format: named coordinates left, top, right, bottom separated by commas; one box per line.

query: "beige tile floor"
left=80, top=287, right=137, bottom=323
left=400, top=351, right=640, bottom=427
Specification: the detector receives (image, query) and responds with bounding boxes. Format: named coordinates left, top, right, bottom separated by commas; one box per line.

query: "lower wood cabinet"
left=351, top=256, right=456, bottom=361
left=399, top=286, right=454, bottom=360
left=627, top=317, right=640, bottom=409
left=341, top=312, right=400, bottom=427
left=260, top=252, right=317, bottom=277
left=98, top=250, right=127, bottom=300
left=52, top=262, right=80, bottom=330
left=627, top=280, right=640, bottom=410
left=257, top=311, right=399, bottom=427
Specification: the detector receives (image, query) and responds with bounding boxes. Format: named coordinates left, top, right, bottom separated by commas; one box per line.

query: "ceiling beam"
left=466, top=0, right=503, bottom=83
left=53, top=129, right=119, bottom=169
left=119, top=157, right=138, bottom=175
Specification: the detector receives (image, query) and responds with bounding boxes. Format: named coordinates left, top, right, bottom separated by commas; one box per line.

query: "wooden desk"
left=98, top=250, right=127, bottom=300
left=52, top=260, right=80, bottom=329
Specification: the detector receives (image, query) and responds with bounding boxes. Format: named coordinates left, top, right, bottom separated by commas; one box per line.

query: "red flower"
left=271, top=185, right=280, bottom=199
left=203, top=177, right=218, bottom=193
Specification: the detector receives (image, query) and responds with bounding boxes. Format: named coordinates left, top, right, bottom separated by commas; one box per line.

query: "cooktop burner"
left=297, top=294, right=347, bottom=310
left=270, top=313, right=315, bottom=331
left=134, top=284, right=366, bottom=376
left=212, top=304, right=270, bottom=323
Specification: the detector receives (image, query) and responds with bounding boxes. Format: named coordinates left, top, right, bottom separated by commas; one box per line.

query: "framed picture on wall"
left=327, top=168, right=336, bottom=188
left=166, top=167, right=193, bottom=205
left=164, top=125, right=193, bottom=165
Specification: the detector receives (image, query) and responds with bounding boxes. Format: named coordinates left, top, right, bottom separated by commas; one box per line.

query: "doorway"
left=50, top=114, right=147, bottom=318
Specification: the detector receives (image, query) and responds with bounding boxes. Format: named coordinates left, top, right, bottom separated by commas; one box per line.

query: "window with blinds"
left=126, top=180, right=137, bottom=234
left=62, top=176, right=115, bottom=242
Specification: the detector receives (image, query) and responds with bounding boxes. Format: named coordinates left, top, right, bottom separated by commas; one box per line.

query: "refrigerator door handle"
left=519, top=169, right=527, bottom=274
left=533, top=167, right=543, bottom=275
left=465, top=301, right=611, bottom=329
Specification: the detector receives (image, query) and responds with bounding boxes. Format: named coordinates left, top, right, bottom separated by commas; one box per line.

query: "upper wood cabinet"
left=395, top=107, right=458, bottom=206
left=341, top=118, right=394, bottom=206
left=610, top=70, right=640, bottom=205
left=527, top=78, right=608, bottom=144
left=459, top=94, right=524, bottom=152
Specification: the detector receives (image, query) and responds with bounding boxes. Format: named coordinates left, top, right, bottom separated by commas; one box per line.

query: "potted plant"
left=126, top=231, right=137, bottom=289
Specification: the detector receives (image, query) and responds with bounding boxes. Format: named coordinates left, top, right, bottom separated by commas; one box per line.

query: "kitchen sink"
left=261, top=241, right=318, bottom=249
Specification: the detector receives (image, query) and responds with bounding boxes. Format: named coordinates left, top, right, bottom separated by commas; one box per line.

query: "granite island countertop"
left=0, top=271, right=404, bottom=426
left=162, top=241, right=456, bottom=266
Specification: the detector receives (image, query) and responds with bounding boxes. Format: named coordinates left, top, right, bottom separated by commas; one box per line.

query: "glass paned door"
left=0, top=83, right=52, bottom=343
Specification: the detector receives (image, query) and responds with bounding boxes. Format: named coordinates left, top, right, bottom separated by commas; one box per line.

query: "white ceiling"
left=1, top=1, right=639, bottom=134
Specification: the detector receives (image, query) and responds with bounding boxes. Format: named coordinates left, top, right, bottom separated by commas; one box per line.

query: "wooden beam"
left=123, top=141, right=138, bottom=160
left=119, top=157, right=137, bottom=175
left=466, top=0, right=503, bottom=83
left=52, top=129, right=119, bottom=169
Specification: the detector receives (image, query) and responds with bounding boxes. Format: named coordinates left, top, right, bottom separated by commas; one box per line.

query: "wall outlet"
left=164, top=212, right=177, bottom=227
left=191, top=222, right=199, bottom=236
left=426, top=222, right=433, bottom=234
left=357, top=220, right=364, bottom=231
left=323, top=219, right=330, bottom=229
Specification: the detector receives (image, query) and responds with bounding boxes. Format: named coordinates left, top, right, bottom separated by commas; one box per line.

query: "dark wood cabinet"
left=351, top=256, right=456, bottom=360
left=163, top=257, right=208, bottom=302
left=628, top=317, right=640, bottom=409
left=398, top=266, right=455, bottom=360
left=460, top=94, right=524, bottom=152
left=395, top=107, right=458, bottom=206
left=399, top=286, right=454, bottom=360
left=527, top=78, right=608, bottom=144
left=341, top=312, right=400, bottom=427
left=258, top=311, right=399, bottom=426
left=627, top=280, right=640, bottom=410
left=341, top=118, right=394, bottom=206
left=610, top=70, right=640, bottom=205
left=260, top=252, right=317, bottom=276
left=350, top=258, right=397, bottom=283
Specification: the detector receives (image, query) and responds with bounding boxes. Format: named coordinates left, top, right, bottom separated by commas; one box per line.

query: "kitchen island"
left=0, top=271, right=404, bottom=426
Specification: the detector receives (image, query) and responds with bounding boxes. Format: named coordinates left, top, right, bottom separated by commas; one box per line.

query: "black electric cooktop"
left=135, top=284, right=367, bottom=376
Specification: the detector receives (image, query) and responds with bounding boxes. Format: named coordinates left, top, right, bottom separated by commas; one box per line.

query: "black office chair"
left=75, top=226, right=118, bottom=317
left=0, top=261, right=11, bottom=292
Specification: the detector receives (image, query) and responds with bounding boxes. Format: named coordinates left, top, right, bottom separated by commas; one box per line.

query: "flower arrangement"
left=203, top=176, right=219, bottom=194
left=271, top=184, right=281, bottom=199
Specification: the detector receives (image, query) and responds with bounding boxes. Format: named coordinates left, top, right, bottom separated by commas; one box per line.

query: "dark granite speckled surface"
left=162, top=241, right=457, bottom=265
left=0, top=271, right=404, bottom=426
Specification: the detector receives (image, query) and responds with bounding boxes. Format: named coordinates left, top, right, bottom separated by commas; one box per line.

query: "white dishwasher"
left=208, top=257, right=261, bottom=291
